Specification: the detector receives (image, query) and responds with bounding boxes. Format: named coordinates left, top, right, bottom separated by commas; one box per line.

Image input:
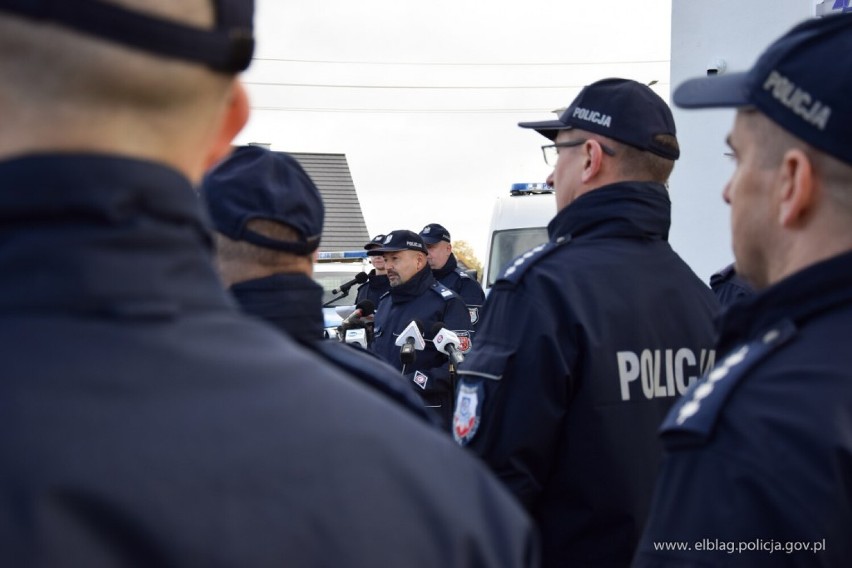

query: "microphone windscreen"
left=356, top=299, right=376, bottom=317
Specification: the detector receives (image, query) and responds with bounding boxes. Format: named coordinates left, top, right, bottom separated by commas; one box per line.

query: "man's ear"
left=580, top=140, right=605, bottom=184
left=778, top=149, right=816, bottom=228
left=204, top=80, right=250, bottom=173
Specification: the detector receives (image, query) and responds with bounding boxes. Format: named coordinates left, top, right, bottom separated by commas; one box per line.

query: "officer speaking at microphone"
left=453, top=78, right=720, bottom=567
left=369, top=230, right=472, bottom=431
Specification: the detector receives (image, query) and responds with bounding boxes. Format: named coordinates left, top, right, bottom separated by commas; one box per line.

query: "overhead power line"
left=246, top=81, right=607, bottom=90
left=252, top=57, right=669, bottom=67
left=252, top=106, right=547, bottom=114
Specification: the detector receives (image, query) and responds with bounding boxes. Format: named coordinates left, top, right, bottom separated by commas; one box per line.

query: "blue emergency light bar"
left=316, top=250, right=368, bottom=261
left=510, top=182, right=553, bottom=195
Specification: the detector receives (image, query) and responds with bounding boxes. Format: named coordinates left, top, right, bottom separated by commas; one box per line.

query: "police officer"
left=419, top=223, right=486, bottom=329
left=201, top=146, right=432, bottom=424
left=355, top=233, right=391, bottom=306
left=0, top=3, right=538, bottom=566
left=636, top=15, right=852, bottom=567
left=453, top=78, right=719, bottom=566
left=370, top=230, right=473, bottom=430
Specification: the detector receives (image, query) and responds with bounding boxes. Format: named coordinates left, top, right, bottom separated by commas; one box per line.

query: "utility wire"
left=245, top=82, right=618, bottom=89
left=252, top=57, right=669, bottom=67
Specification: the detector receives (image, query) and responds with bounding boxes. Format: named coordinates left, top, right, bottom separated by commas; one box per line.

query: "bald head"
left=0, top=0, right=249, bottom=182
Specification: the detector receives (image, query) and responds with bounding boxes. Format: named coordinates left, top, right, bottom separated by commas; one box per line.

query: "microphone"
left=430, top=322, right=465, bottom=367
left=395, top=320, right=425, bottom=365
left=344, top=328, right=368, bottom=348
left=332, top=272, right=368, bottom=295
left=341, top=299, right=375, bottom=326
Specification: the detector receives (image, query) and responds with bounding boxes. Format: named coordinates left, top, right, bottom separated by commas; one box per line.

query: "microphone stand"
left=322, top=288, right=351, bottom=308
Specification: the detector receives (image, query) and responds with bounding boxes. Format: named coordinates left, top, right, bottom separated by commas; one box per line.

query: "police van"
left=481, top=183, right=556, bottom=293
left=314, top=250, right=372, bottom=337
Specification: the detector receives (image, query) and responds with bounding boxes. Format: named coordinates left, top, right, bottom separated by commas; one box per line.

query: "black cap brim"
left=517, top=119, right=574, bottom=141
left=673, top=71, right=752, bottom=109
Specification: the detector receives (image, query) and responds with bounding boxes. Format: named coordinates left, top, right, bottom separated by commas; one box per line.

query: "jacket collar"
left=229, top=273, right=324, bottom=343
left=0, top=153, right=231, bottom=316
left=548, top=181, right=671, bottom=242
left=716, top=251, right=852, bottom=353
left=432, top=253, right=458, bottom=280
left=390, top=264, right=435, bottom=303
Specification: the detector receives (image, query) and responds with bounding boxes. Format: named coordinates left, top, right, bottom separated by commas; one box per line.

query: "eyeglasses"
left=541, top=139, right=616, bottom=167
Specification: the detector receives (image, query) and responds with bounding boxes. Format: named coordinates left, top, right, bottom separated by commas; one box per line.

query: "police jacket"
left=371, top=264, right=472, bottom=430
left=0, top=154, right=538, bottom=567
left=229, top=273, right=434, bottom=424
left=635, top=251, right=852, bottom=567
left=355, top=268, right=390, bottom=306
left=455, top=181, right=719, bottom=567
left=433, top=253, right=486, bottom=329
left=709, top=263, right=753, bottom=308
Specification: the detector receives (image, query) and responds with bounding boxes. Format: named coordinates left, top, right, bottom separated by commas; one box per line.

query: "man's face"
left=723, top=111, right=781, bottom=289
left=369, top=252, right=386, bottom=271
left=425, top=241, right=452, bottom=270
left=384, top=250, right=425, bottom=286
left=546, top=130, right=586, bottom=211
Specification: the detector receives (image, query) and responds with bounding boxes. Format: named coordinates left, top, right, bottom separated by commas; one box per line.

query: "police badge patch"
left=468, top=307, right=479, bottom=325
left=453, top=381, right=483, bottom=445
left=456, top=331, right=472, bottom=353
left=412, top=371, right=429, bottom=390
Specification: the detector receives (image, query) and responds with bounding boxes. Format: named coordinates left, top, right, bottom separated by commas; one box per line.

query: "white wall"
left=668, top=0, right=815, bottom=282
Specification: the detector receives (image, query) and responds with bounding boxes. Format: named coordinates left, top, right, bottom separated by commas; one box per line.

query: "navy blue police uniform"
left=455, top=182, right=720, bottom=566
left=420, top=223, right=486, bottom=329
left=454, top=76, right=721, bottom=568
left=0, top=153, right=538, bottom=566
left=432, top=254, right=485, bottom=328
left=635, top=13, right=852, bottom=567
left=634, top=252, right=852, bottom=567
left=355, top=268, right=390, bottom=306
left=369, top=231, right=473, bottom=431
left=710, top=263, right=753, bottom=308
left=229, top=272, right=434, bottom=424
left=356, top=233, right=392, bottom=306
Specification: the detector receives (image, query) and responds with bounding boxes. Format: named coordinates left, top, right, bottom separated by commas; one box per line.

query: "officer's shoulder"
left=496, top=238, right=568, bottom=286
left=314, top=339, right=391, bottom=375
left=430, top=280, right=459, bottom=302
left=454, top=267, right=474, bottom=281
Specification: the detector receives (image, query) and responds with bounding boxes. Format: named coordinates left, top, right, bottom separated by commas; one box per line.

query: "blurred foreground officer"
left=636, top=14, right=852, bottom=567
left=454, top=78, right=719, bottom=567
left=370, top=230, right=473, bottom=430
left=356, top=233, right=391, bottom=305
left=201, top=146, right=431, bottom=423
left=420, top=223, right=486, bottom=329
left=0, top=2, right=538, bottom=566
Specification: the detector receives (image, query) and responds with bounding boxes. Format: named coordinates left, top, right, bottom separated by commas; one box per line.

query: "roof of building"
left=289, top=152, right=370, bottom=252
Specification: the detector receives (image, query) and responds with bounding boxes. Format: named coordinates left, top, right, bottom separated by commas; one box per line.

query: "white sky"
left=236, top=0, right=674, bottom=263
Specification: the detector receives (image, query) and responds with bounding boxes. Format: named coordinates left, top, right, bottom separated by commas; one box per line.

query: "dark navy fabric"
left=433, top=253, right=486, bottom=330
left=0, top=154, right=538, bottom=567
left=456, top=182, right=720, bottom=567
left=634, top=251, right=852, bottom=567
left=229, top=272, right=434, bottom=424
left=355, top=268, right=391, bottom=306
left=370, top=264, right=472, bottom=430
left=710, top=263, right=753, bottom=308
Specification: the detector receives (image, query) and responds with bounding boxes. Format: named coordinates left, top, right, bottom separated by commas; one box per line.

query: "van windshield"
left=487, top=227, right=549, bottom=287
